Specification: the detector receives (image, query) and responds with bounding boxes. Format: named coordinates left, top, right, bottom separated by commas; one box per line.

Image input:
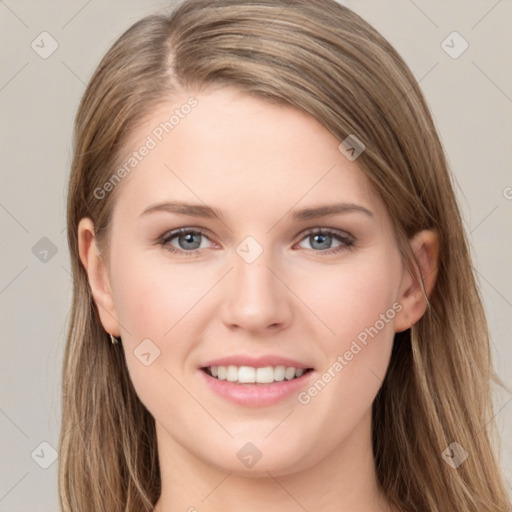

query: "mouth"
left=201, top=365, right=314, bottom=385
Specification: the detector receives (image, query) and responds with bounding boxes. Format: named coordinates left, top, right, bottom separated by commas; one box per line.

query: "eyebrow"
left=139, top=201, right=374, bottom=220
left=292, top=203, right=374, bottom=220
left=140, top=201, right=225, bottom=220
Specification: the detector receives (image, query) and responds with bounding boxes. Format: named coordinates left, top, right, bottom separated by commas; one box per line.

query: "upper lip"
left=201, top=355, right=313, bottom=370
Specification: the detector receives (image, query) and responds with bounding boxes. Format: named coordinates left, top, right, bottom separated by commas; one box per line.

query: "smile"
left=203, top=365, right=313, bottom=384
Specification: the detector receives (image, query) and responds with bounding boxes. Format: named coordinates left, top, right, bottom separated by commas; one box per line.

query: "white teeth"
left=226, top=365, right=238, bottom=382
left=284, top=367, right=296, bottom=380
left=274, top=365, right=285, bottom=381
left=207, top=365, right=308, bottom=383
left=217, top=366, right=227, bottom=380
left=238, top=366, right=256, bottom=383
left=256, top=366, right=274, bottom=384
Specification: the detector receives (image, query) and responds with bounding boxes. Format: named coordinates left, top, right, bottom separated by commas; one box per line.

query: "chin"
left=199, top=437, right=313, bottom=477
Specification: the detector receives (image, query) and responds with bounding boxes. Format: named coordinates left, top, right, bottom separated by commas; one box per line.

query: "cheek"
left=111, top=250, right=202, bottom=338
left=314, top=259, right=401, bottom=398
left=295, top=255, right=400, bottom=409
left=296, top=255, right=401, bottom=350
left=110, top=252, right=218, bottom=400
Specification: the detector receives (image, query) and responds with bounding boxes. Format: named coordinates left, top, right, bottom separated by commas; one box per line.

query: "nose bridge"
left=221, top=236, right=291, bottom=331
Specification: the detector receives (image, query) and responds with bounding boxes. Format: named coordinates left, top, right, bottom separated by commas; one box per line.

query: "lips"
left=198, top=355, right=315, bottom=405
left=199, top=360, right=316, bottom=407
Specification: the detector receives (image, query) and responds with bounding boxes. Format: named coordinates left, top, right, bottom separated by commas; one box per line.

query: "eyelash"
left=157, top=227, right=356, bottom=258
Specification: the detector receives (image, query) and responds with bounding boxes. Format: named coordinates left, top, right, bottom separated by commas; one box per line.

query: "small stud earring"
left=109, top=333, right=120, bottom=345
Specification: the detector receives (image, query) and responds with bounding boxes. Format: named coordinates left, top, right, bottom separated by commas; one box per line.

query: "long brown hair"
left=59, top=1, right=512, bottom=510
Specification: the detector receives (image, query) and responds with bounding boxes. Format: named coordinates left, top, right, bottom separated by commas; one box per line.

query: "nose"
left=219, top=247, right=293, bottom=334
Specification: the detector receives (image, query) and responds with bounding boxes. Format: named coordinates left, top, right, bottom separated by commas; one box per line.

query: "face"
left=84, top=86, right=415, bottom=476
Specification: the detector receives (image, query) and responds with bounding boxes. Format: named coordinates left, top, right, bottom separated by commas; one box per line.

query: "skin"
left=78, top=86, right=439, bottom=512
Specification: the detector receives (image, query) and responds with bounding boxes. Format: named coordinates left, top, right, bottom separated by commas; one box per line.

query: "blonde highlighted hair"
left=60, top=1, right=511, bottom=510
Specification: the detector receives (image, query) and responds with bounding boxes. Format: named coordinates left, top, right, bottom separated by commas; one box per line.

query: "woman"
left=59, top=1, right=511, bottom=511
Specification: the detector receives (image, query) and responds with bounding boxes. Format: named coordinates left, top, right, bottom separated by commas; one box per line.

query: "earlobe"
left=77, top=217, right=120, bottom=336
left=394, top=229, right=440, bottom=333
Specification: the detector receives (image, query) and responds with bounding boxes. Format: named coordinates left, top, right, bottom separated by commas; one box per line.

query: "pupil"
left=180, top=233, right=200, bottom=250
left=312, top=233, right=331, bottom=250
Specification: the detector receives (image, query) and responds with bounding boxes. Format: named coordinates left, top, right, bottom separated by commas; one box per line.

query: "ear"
left=77, top=217, right=120, bottom=336
left=394, top=229, right=439, bottom=333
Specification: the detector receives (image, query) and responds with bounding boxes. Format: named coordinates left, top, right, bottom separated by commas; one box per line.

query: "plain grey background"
left=1, top=1, right=511, bottom=510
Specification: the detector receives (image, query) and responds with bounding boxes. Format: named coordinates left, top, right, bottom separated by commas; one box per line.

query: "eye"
left=158, top=227, right=356, bottom=258
left=296, top=228, right=355, bottom=255
left=158, top=228, right=214, bottom=257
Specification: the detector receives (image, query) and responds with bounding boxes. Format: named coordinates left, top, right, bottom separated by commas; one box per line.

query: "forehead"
left=111, top=87, right=385, bottom=224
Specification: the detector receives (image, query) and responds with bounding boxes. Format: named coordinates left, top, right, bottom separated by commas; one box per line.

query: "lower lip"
left=199, top=369, right=315, bottom=407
